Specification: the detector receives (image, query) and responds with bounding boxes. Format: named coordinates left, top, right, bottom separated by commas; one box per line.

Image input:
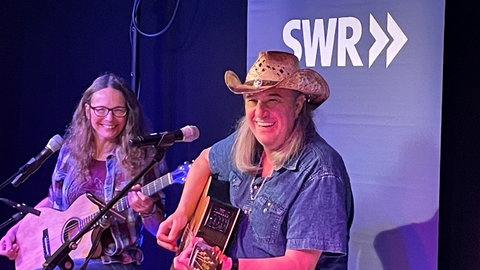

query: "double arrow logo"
left=369, top=13, right=408, bottom=67
left=283, top=13, right=408, bottom=68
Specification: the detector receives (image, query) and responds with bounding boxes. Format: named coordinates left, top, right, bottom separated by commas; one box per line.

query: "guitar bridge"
left=189, top=241, right=221, bottom=270
left=42, top=228, right=51, bottom=259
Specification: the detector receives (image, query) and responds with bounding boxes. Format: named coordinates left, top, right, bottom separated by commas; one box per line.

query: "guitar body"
left=15, top=194, right=101, bottom=270
left=13, top=163, right=191, bottom=270
left=177, top=177, right=240, bottom=270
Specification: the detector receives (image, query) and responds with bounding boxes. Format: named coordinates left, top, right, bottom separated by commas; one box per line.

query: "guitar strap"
left=79, top=226, right=107, bottom=270
left=79, top=154, right=117, bottom=270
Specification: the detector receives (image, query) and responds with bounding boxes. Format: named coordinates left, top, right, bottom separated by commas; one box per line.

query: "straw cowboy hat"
left=224, top=51, right=330, bottom=107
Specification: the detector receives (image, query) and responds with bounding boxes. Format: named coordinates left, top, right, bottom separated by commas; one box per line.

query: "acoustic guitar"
left=14, top=162, right=190, bottom=270
left=177, top=177, right=240, bottom=270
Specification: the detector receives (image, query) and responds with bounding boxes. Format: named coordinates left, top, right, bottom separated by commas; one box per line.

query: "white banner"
left=247, top=0, right=445, bottom=269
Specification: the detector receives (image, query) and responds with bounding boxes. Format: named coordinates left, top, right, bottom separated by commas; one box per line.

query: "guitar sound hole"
left=62, top=218, right=81, bottom=243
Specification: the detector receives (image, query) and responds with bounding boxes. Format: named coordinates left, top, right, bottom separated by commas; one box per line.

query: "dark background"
left=0, top=1, right=245, bottom=269
left=0, top=0, right=477, bottom=269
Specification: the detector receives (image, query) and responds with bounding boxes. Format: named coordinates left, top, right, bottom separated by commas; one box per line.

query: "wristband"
left=231, top=258, right=239, bottom=270
left=140, top=204, right=157, bottom=218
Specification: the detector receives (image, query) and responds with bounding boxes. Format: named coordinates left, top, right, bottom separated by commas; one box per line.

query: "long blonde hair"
left=63, top=73, right=152, bottom=181
left=231, top=96, right=314, bottom=174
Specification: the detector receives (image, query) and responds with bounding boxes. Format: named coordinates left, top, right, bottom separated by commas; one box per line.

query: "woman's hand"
left=128, top=184, right=156, bottom=215
left=156, top=211, right=189, bottom=252
left=0, top=228, right=19, bottom=260
left=172, top=237, right=232, bottom=270
left=172, top=241, right=194, bottom=270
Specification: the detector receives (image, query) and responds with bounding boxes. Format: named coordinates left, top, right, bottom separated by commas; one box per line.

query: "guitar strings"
left=31, top=166, right=188, bottom=262
left=45, top=212, right=99, bottom=246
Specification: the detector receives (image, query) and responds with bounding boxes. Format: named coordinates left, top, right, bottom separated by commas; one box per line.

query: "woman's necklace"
left=250, top=175, right=268, bottom=201
left=249, top=153, right=267, bottom=201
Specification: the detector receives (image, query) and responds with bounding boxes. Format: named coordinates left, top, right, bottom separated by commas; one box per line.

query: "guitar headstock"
left=170, top=161, right=192, bottom=185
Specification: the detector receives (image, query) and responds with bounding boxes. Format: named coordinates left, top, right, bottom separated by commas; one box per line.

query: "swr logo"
left=283, top=13, right=408, bottom=68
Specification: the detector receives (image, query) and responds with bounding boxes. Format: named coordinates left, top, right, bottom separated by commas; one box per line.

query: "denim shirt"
left=209, top=130, right=354, bottom=269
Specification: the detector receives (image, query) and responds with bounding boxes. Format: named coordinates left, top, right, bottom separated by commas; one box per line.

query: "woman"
left=0, top=73, right=168, bottom=269
left=156, top=51, right=354, bottom=270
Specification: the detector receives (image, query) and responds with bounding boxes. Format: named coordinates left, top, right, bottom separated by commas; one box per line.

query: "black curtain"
left=1, top=0, right=479, bottom=270
left=0, top=1, right=245, bottom=269
left=438, top=0, right=480, bottom=269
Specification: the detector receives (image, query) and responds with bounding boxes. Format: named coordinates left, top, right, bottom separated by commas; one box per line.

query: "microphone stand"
left=0, top=198, right=41, bottom=230
left=0, top=169, right=22, bottom=192
left=0, top=177, right=11, bottom=192
left=0, top=198, right=41, bottom=216
left=0, top=212, right=25, bottom=231
left=42, top=146, right=167, bottom=270
left=0, top=158, right=37, bottom=191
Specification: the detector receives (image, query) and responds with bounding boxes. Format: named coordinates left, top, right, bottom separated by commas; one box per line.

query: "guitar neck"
left=114, top=172, right=173, bottom=212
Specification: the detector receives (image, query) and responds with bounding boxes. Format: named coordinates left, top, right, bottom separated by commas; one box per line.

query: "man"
left=157, top=51, right=354, bottom=270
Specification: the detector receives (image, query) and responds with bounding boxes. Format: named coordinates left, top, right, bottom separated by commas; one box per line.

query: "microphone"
left=10, top=134, right=64, bottom=187
left=0, top=198, right=41, bottom=216
left=129, top=125, right=200, bottom=147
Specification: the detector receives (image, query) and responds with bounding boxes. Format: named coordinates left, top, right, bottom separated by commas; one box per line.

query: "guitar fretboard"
left=114, top=172, right=173, bottom=212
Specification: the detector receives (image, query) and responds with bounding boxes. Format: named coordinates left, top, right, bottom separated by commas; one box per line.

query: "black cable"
left=131, top=0, right=181, bottom=38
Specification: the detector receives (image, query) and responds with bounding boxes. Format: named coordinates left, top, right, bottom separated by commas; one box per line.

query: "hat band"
left=245, top=79, right=279, bottom=88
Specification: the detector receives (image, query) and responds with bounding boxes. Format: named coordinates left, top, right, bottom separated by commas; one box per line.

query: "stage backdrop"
left=247, top=0, right=445, bottom=269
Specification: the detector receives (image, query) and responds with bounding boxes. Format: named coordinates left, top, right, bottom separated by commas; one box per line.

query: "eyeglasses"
left=88, top=104, right=128, bottom=117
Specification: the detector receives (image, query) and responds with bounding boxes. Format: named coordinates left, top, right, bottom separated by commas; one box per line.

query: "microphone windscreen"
left=47, top=134, right=64, bottom=152
left=181, top=125, right=200, bottom=142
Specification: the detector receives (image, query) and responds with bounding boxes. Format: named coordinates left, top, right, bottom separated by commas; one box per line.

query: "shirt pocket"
left=249, top=195, right=286, bottom=244
left=228, top=172, right=249, bottom=206
left=229, top=171, right=242, bottom=191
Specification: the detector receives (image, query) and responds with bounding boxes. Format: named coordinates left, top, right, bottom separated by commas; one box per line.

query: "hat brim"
left=224, top=69, right=329, bottom=107
left=224, top=70, right=279, bottom=93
